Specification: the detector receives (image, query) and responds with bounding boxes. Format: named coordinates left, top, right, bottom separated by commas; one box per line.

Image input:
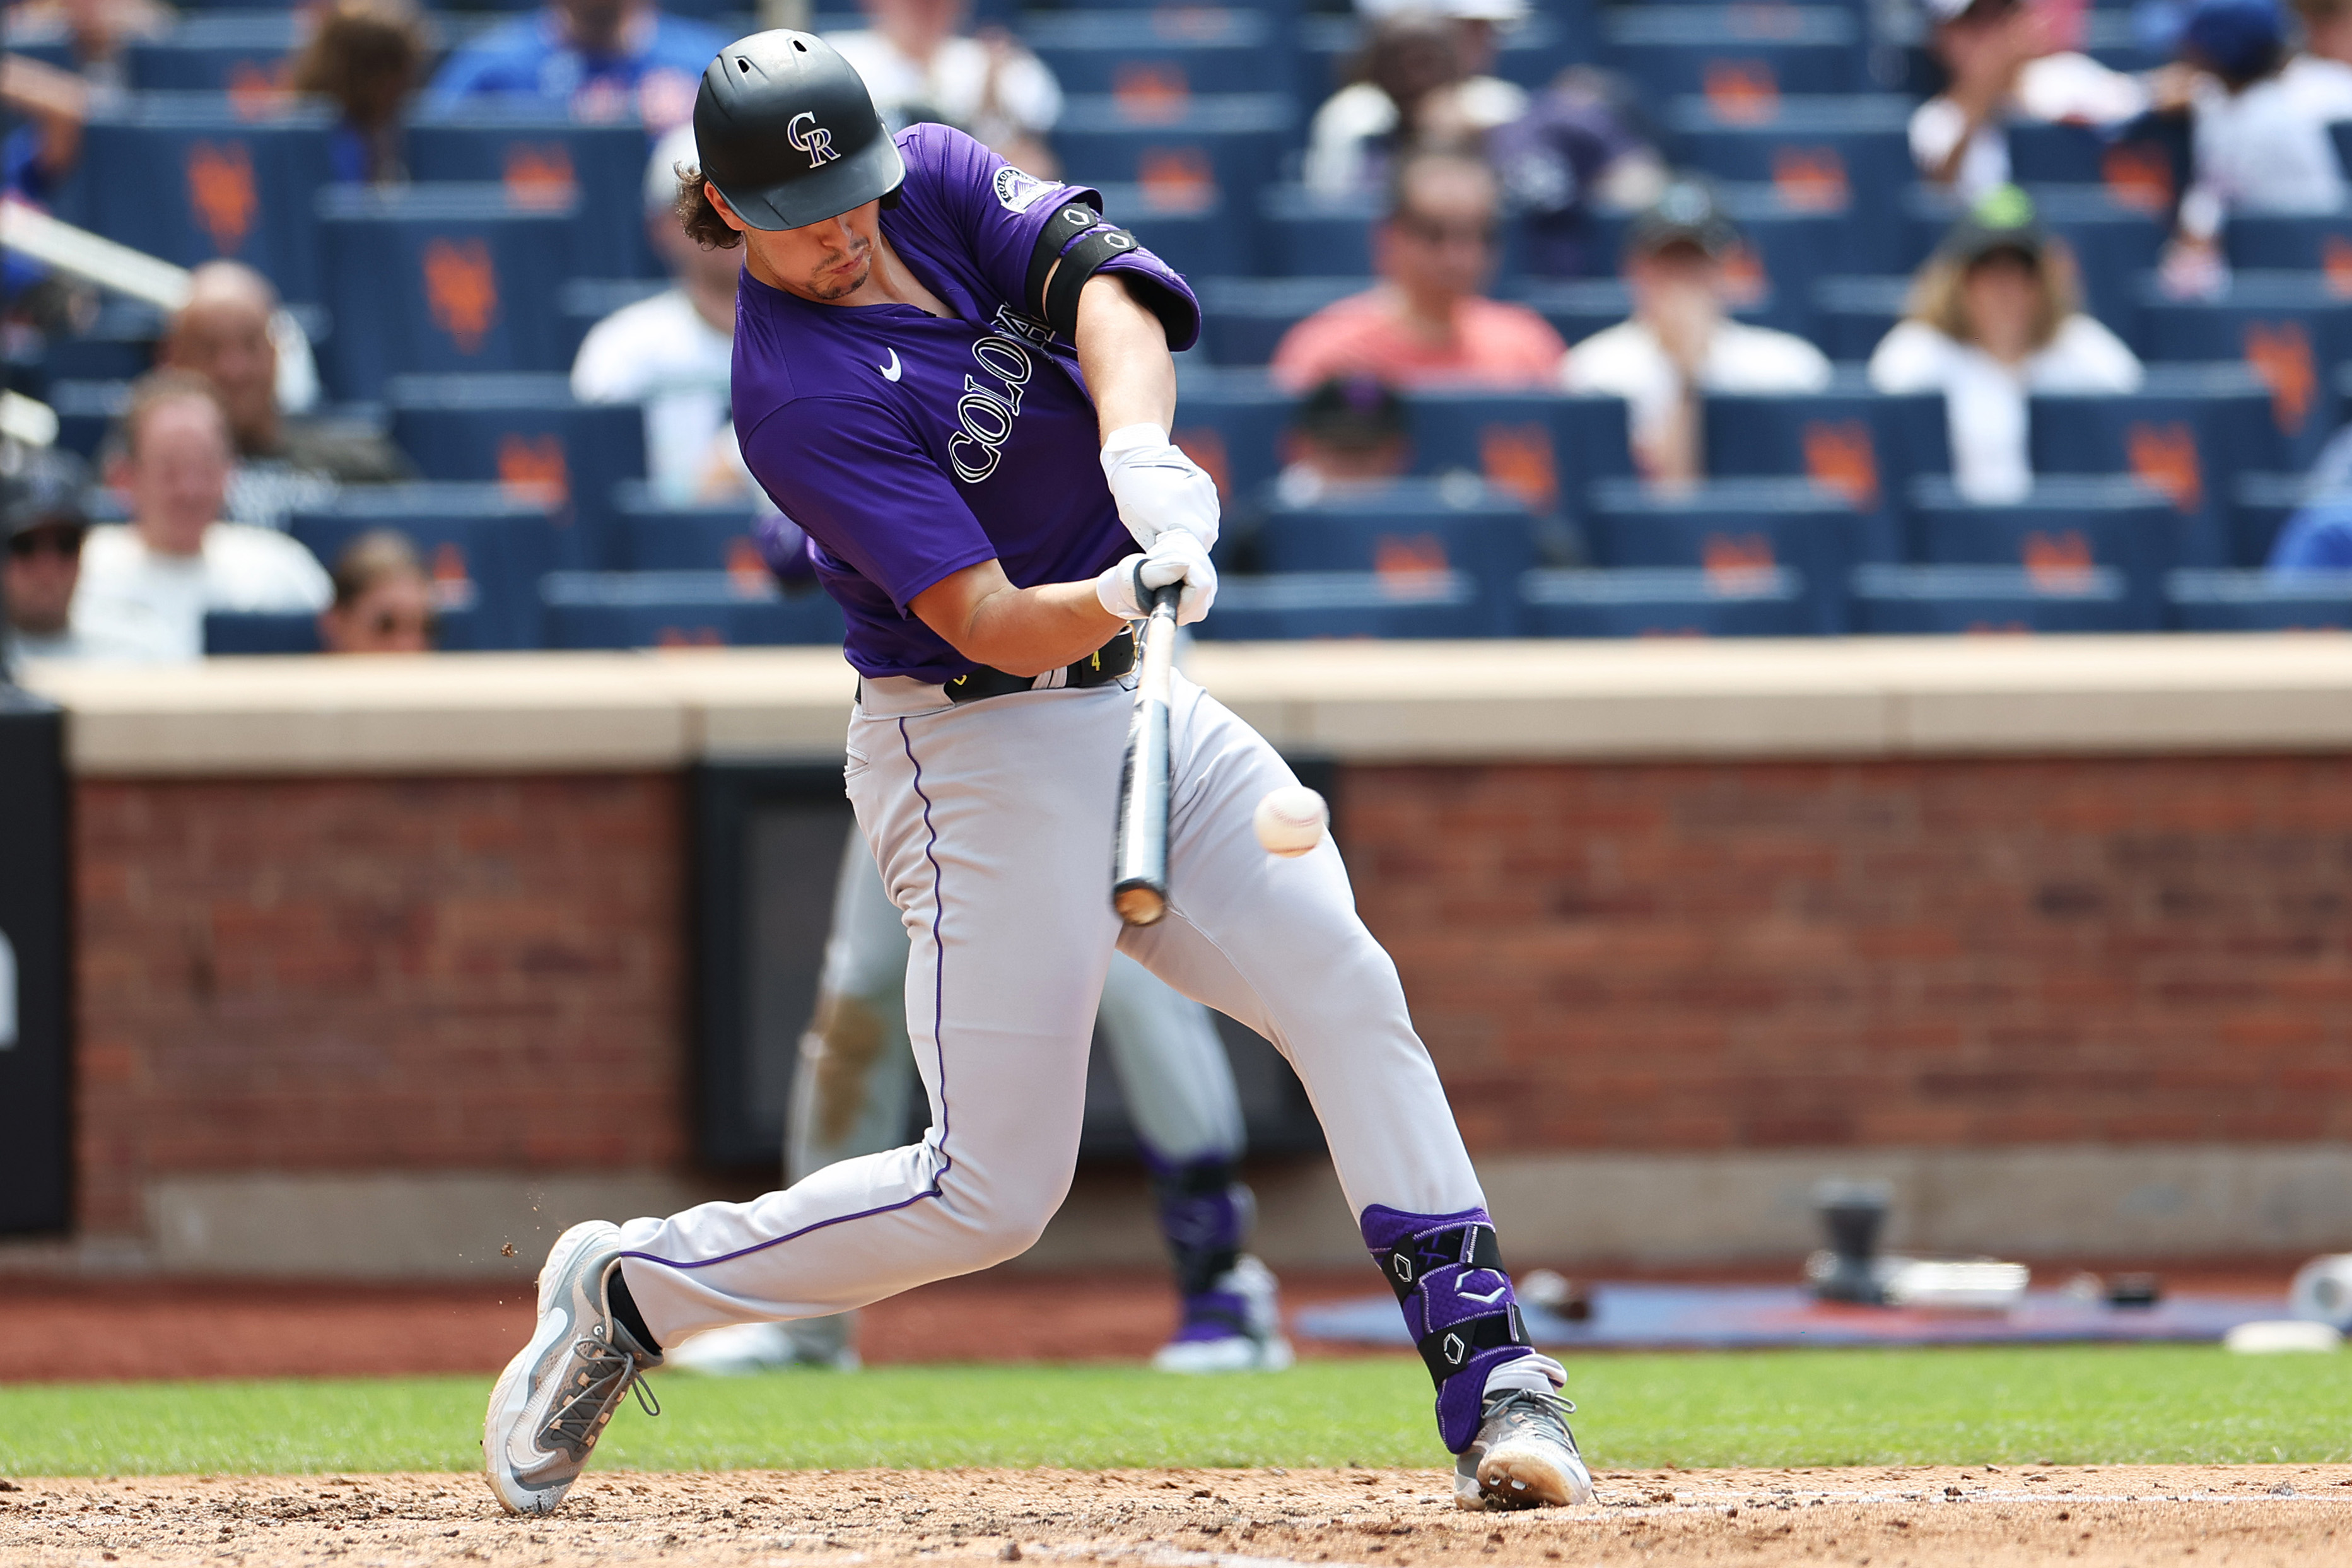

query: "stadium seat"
left=1021, top=8, right=1286, bottom=97
left=1909, top=475, right=2179, bottom=615
left=1048, top=94, right=1294, bottom=224
left=2222, top=208, right=2352, bottom=275
left=2167, top=569, right=2352, bottom=631
left=201, top=603, right=488, bottom=654
left=40, top=296, right=161, bottom=385
left=1603, top=6, right=1866, bottom=102
left=1251, top=478, right=1542, bottom=633
left=2233, top=472, right=2325, bottom=567
left=125, top=13, right=301, bottom=96
left=44, top=381, right=129, bottom=459
left=540, top=571, right=849, bottom=648
left=1167, top=368, right=1292, bottom=513
left=404, top=109, right=660, bottom=281
left=1811, top=274, right=1911, bottom=361
left=2004, top=120, right=2190, bottom=212
left=609, top=488, right=771, bottom=573
left=1701, top=378, right=1950, bottom=562
left=315, top=184, right=574, bottom=398
left=1099, top=183, right=1244, bottom=281
left=1519, top=566, right=1816, bottom=638
left=1402, top=391, right=1637, bottom=523
left=1582, top=476, right=1863, bottom=632
left=2136, top=276, right=2352, bottom=467
left=1848, top=563, right=2151, bottom=633
left=2027, top=365, right=2281, bottom=564
left=1191, top=571, right=1506, bottom=640
left=1193, top=278, right=1360, bottom=366
left=288, top=484, right=564, bottom=650
left=1662, top=96, right=1915, bottom=271
left=75, top=95, right=337, bottom=304
left=383, top=375, right=646, bottom=566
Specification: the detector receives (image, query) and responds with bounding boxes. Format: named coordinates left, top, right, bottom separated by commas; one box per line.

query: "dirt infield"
left=2, top=1465, right=2344, bottom=1567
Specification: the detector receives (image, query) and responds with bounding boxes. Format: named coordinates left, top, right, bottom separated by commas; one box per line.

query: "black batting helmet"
left=693, top=31, right=905, bottom=231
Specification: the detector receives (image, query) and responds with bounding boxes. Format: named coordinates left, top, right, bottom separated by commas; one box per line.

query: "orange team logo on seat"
left=658, top=626, right=727, bottom=647
left=1374, top=534, right=1450, bottom=592
left=1704, top=61, right=1779, bottom=124
left=226, top=62, right=290, bottom=119
left=2324, top=237, right=2352, bottom=297
left=2101, top=144, right=2174, bottom=211
left=1114, top=64, right=1190, bottom=124
left=503, top=145, right=578, bottom=211
left=424, top=238, right=500, bottom=353
left=1137, top=148, right=1217, bottom=211
left=1771, top=148, right=1848, bottom=210
left=725, top=536, right=769, bottom=592
left=1719, top=244, right=1768, bottom=306
left=2023, top=530, right=2097, bottom=587
left=185, top=142, right=258, bottom=255
left=1803, top=419, right=1879, bottom=510
left=496, top=433, right=568, bottom=503
left=2125, top=421, right=2203, bottom=513
left=430, top=541, right=472, bottom=607
left=1173, top=429, right=1230, bottom=503
left=2244, top=322, right=2317, bottom=436
left=1479, top=424, right=1558, bottom=513
left=1702, top=532, right=1776, bottom=588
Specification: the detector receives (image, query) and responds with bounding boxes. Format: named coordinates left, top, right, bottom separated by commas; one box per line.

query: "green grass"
left=3, top=1348, right=2349, bottom=1477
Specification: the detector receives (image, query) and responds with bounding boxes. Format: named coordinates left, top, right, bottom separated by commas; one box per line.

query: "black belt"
left=944, top=629, right=1137, bottom=704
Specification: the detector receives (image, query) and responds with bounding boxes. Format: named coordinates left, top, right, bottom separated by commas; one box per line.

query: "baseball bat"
left=1111, top=583, right=1182, bottom=926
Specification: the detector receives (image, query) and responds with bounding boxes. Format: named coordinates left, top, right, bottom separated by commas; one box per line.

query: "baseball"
left=1253, top=785, right=1328, bottom=858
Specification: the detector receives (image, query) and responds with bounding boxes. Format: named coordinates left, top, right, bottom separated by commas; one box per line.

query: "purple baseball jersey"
left=732, top=124, right=1201, bottom=683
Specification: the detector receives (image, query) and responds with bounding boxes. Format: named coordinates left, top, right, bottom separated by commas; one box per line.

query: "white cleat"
left=483, top=1220, right=661, bottom=1516
left=1151, top=1255, right=1296, bottom=1374
left=1452, top=1388, right=1594, bottom=1511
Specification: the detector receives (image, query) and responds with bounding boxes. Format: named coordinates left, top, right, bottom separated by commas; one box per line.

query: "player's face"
left=734, top=198, right=883, bottom=304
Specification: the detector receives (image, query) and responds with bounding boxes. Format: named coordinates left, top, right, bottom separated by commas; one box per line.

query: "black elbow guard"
left=1023, top=201, right=1142, bottom=339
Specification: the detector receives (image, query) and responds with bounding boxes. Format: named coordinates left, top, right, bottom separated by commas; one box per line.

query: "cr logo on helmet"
left=787, top=112, right=840, bottom=168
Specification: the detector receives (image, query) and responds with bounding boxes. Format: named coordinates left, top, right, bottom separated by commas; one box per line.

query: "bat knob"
left=1114, top=884, right=1167, bottom=927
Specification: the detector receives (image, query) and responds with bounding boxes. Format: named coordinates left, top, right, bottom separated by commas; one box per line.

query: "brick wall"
left=73, top=776, right=686, bottom=1233
left=1345, top=756, right=2352, bottom=1157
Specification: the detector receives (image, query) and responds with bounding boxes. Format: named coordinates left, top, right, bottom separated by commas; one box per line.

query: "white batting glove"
left=1096, top=531, right=1217, bottom=627
left=1100, top=423, right=1221, bottom=553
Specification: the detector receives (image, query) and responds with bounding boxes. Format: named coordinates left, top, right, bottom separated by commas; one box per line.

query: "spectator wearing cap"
left=3, top=446, right=161, bottom=662
left=1490, top=68, right=1667, bottom=279
left=157, top=260, right=413, bottom=529
left=1275, top=377, right=1413, bottom=506
left=76, top=371, right=333, bottom=664
left=424, top=0, right=723, bottom=129
left=290, top=0, right=428, bottom=187
left=572, top=124, right=748, bottom=504
left=826, top=0, right=1062, bottom=177
left=1305, top=4, right=1530, bottom=198
left=1562, top=180, right=1831, bottom=486
left=1910, top=0, right=2146, bottom=201
left=1271, top=148, right=1567, bottom=392
left=319, top=529, right=440, bottom=653
left=2282, top=0, right=2352, bottom=118
left=1869, top=186, right=2141, bottom=504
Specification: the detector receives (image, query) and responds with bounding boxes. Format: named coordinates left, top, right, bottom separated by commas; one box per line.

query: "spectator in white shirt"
left=1305, top=3, right=1530, bottom=198
left=75, top=372, right=332, bottom=663
left=826, top=0, right=1062, bottom=176
left=572, top=124, right=747, bottom=504
left=1562, top=180, right=1832, bottom=486
left=1870, top=187, right=2143, bottom=503
left=1910, top=0, right=2147, bottom=201
left=2282, top=0, right=2352, bottom=118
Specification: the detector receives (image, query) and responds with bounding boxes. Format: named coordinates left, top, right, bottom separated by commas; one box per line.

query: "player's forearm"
left=913, top=560, right=1124, bottom=677
left=1075, top=273, right=1176, bottom=443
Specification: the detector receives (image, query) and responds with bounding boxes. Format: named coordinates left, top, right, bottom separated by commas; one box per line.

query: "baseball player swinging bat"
left=1113, top=582, right=1182, bottom=925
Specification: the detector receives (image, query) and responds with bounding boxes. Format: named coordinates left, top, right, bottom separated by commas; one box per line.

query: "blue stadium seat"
left=1848, top=563, right=2151, bottom=633
left=1193, top=278, right=1359, bottom=366
left=2135, top=275, right=2352, bottom=467
left=2233, top=472, right=2324, bottom=567
left=76, top=95, right=337, bottom=303
left=1049, top=94, right=1293, bottom=225
left=126, top=13, right=301, bottom=94
left=1021, top=8, right=1285, bottom=97
left=1663, top=96, right=1914, bottom=271
left=540, top=571, right=849, bottom=648
left=1098, top=183, right=1244, bottom=281
left=1403, top=392, right=1637, bottom=523
left=1256, top=187, right=1380, bottom=279
left=1583, top=476, right=1863, bottom=632
left=316, top=184, right=573, bottom=397
left=1193, top=571, right=1505, bottom=640
left=2167, top=569, right=2352, bottom=631
left=404, top=109, right=659, bottom=281
left=609, top=488, right=770, bottom=573
left=383, top=375, right=645, bottom=566
left=2336, top=123, right=2352, bottom=179
left=44, top=382, right=129, bottom=459
left=1519, top=566, right=1816, bottom=638
left=288, top=484, right=563, bottom=650
left=1811, top=274, right=1910, bottom=361
left=2027, top=365, right=2281, bottom=564
left=1170, top=368, right=1293, bottom=515
left=2004, top=121, right=2189, bottom=212
left=1253, top=478, right=1541, bottom=633
left=1702, top=378, right=1949, bottom=562
left=202, top=604, right=488, bottom=654
left=2223, top=207, right=2352, bottom=273
left=1909, top=476, right=2178, bottom=615
left=41, top=295, right=160, bottom=384
left=1603, top=6, right=1865, bottom=101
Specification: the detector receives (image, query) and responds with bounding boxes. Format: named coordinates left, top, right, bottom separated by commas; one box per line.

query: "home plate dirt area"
left=3, top=1465, right=2346, bottom=1568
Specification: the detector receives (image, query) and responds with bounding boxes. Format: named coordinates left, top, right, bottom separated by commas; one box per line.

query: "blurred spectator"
left=1306, top=6, right=1528, bottom=198
left=3, top=445, right=156, bottom=662
left=77, top=372, right=332, bottom=664
left=1491, top=68, right=1668, bottom=278
left=1869, top=187, right=2141, bottom=503
left=290, top=0, right=429, bottom=186
left=1270, top=149, right=1567, bottom=392
left=572, top=125, right=747, bottom=504
left=1275, top=376, right=1413, bottom=507
left=2264, top=420, right=2352, bottom=571
left=319, top=529, right=438, bottom=653
left=425, top=0, right=725, bottom=130
left=2283, top=0, right=2352, bottom=117
left=2, top=52, right=92, bottom=317
left=1562, top=180, right=1832, bottom=486
left=158, top=262, right=414, bottom=528
left=3, top=0, right=170, bottom=90
left=826, top=0, right=1062, bottom=175
left=1910, top=0, right=2146, bottom=201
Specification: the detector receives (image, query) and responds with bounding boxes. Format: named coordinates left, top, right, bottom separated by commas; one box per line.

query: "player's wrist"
left=1100, top=423, right=1171, bottom=460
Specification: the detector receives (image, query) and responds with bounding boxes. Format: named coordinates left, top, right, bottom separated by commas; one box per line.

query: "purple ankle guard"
left=1360, top=1203, right=1536, bottom=1453
left=1146, top=1152, right=1253, bottom=1298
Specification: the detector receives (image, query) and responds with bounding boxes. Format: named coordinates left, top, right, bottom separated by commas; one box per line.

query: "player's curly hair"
left=674, top=164, right=742, bottom=251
